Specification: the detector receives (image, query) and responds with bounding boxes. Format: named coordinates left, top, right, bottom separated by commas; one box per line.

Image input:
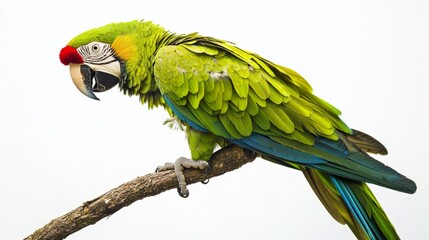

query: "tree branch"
left=24, top=145, right=256, bottom=240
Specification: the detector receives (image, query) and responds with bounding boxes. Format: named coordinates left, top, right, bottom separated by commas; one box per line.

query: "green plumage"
left=64, top=20, right=416, bottom=240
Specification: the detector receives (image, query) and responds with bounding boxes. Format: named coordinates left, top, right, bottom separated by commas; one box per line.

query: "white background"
left=1, top=0, right=428, bottom=239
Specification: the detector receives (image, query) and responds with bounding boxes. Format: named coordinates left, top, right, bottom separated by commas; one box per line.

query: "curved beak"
left=69, top=63, right=120, bottom=100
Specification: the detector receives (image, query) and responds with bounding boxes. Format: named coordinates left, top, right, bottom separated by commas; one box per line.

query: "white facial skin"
left=68, top=42, right=121, bottom=100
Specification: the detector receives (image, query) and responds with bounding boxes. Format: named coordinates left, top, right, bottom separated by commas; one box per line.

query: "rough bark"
left=24, top=145, right=256, bottom=240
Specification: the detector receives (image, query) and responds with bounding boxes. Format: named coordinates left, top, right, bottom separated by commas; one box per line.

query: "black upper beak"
left=69, top=64, right=120, bottom=100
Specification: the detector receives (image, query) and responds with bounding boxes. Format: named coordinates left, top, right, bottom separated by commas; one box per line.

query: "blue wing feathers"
left=315, top=137, right=349, bottom=156
left=164, top=94, right=417, bottom=194
left=232, top=134, right=326, bottom=164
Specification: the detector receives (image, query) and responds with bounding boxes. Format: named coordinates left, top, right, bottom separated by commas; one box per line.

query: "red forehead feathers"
left=59, top=46, right=84, bottom=65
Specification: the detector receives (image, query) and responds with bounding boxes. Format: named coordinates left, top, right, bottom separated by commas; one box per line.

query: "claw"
left=201, top=179, right=209, bottom=184
left=177, top=187, right=189, bottom=198
left=204, top=165, right=211, bottom=174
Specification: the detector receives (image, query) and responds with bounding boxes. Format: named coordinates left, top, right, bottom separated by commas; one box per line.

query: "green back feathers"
left=154, top=37, right=351, bottom=145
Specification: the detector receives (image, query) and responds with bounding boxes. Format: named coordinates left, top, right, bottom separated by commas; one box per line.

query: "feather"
left=253, top=110, right=271, bottom=130
left=246, top=96, right=259, bottom=116
left=267, top=83, right=284, bottom=104
left=347, top=129, right=388, bottom=155
left=249, top=80, right=268, bottom=99
left=263, top=105, right=294, bottom=134
left=248, top=90, right=267, bottom=107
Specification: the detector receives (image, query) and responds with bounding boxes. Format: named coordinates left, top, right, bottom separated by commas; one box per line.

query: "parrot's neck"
left=119, top=22, right=177, bottom=110
left=118, top=21, right=203, bottom=113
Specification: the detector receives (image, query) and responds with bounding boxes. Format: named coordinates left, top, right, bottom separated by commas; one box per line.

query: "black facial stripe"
left=80, top=45, right=90, bottom=56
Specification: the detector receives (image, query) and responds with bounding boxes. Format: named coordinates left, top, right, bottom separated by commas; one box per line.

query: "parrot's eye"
left=91, top=44, right=100, bottom=52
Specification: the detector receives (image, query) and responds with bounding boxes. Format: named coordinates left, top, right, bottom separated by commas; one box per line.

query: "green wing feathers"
left=154, top=38, right=351, bottom=144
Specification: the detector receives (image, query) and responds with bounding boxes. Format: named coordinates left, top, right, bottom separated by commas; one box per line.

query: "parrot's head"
left=59, top=20, right=163, bottom=100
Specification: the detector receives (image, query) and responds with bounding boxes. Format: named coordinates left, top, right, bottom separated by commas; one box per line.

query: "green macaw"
left=59, top=20, right=416, bottom=240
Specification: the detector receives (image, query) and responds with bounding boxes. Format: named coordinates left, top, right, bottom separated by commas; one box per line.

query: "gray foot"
left=156, top=157, right=209, bottom=198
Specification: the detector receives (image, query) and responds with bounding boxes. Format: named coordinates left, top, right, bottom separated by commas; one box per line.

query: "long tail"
left=302, top=129, right=401, bottom=240
left=303, top=168, right=399, bottom=239
left=301, top=130, right=400, bottom=240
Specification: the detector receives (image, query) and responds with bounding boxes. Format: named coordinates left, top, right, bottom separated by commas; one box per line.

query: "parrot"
left=59, top=20, right=416, bottom=240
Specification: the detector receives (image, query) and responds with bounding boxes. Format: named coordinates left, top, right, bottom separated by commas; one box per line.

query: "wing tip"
left=384, top=174, right=417, bottom=194
left=400, top=178, right=417, bottom=194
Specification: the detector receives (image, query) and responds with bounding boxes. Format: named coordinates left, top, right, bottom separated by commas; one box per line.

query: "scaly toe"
left=156, top=157, right=210, bottom=198
left=155, top=162, right=174, bottom=173
left=174, top=157, right=210, bottom=198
